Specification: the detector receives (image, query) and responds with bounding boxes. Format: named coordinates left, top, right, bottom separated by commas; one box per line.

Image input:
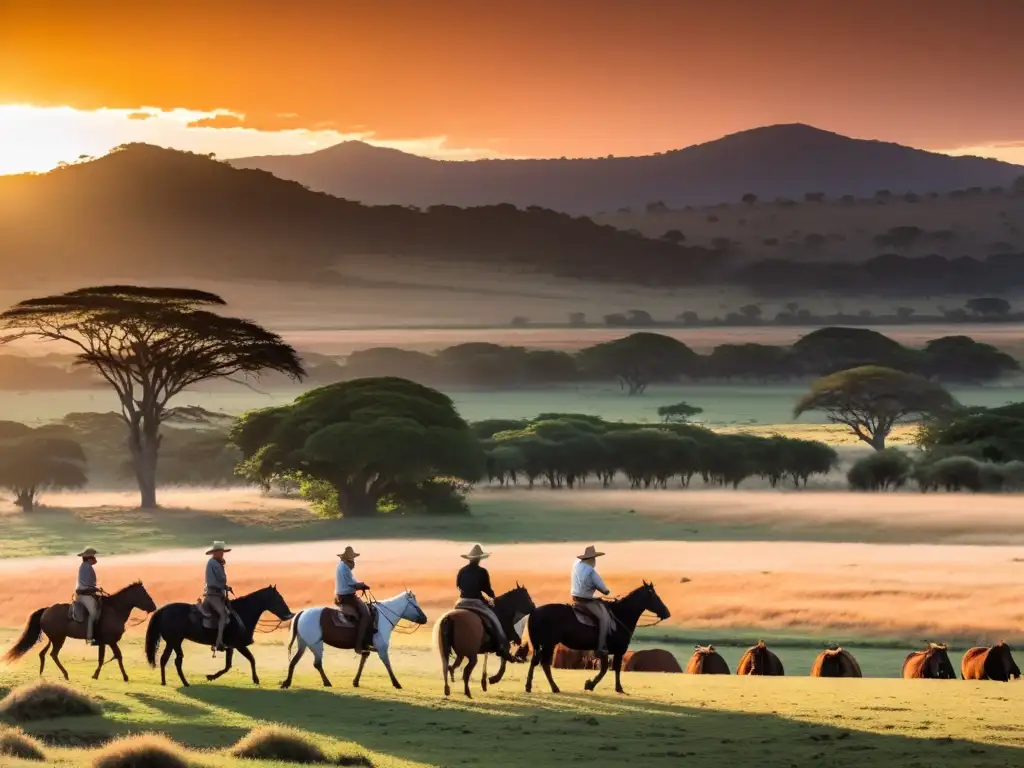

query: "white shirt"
left=335, top=560, right=358, bottom=595
left=571, top=560, right=609, bottom=599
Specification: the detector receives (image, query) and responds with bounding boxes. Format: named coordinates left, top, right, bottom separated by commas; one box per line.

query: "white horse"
left=280, top=590, right=427, bottom=690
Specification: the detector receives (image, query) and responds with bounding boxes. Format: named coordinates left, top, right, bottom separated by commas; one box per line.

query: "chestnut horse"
left=435, top=584, right=535, bottom=697
left=902, top=643, right=956, bottom=679
left=3, top=582, right=156, bottom=682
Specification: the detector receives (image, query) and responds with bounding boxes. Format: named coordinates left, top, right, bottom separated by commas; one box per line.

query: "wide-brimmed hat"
left=206, top=541, right=231, bottom=555
left=461, top=544, right=490, bottom=561
left=337, top=546, right=360, bottom=561
left=77, top=547, right=98, bottom=558
left=577, top=545, right=605, bottom=560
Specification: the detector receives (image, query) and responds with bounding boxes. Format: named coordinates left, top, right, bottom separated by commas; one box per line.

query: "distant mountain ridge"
left=229, top=124, right=1024, bottom=214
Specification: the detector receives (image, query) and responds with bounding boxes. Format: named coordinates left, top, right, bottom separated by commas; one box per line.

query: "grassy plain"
left=1, top=647, right=1023, bottom=768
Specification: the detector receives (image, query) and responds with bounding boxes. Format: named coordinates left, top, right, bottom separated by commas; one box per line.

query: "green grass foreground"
left=0, top=651, right=1022, bottom=767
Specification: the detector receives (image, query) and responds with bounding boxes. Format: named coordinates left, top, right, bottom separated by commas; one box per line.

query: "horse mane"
left=695, top=644, right=715, bottom=654
left=108, top=580, right=144, bottom=598
left=749, top=641, right=768, bottom=672
left=928, top=642, right=947, bottom=651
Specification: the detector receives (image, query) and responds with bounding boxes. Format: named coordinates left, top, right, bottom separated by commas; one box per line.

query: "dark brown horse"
left=623, top=648, right=682, bottom=673
left=902, top=643, right=956, bottom=679
left=3, top=582, right=156, bottom=682
left=524, top=582, right=670, bottom=695
left=435, top=584, right=535, bottom=697
left=961, top=642, right=1021, bottom=681
left=810, top=647, right=863, bottom=677
left=737, top=641, right=785, bottom=676
left=685, top=645, right=730, bottom=674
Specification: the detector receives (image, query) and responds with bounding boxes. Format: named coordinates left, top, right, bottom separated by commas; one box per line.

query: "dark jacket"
left=457, top=561, right=495, bottom=601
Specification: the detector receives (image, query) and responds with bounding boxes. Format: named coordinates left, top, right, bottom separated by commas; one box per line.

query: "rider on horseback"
left=335, top=546, right=374, bottom=654
left=75, top=547, right=101, bottom=646
left=203, top=541, right=232, bottom=652
left=455, top=544, right=516, bottom=663
left=571, top=545, right=612, bottom=658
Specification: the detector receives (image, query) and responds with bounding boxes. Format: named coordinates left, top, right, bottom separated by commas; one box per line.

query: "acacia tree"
left=657, top=401, right=704, bottom=423
left=794, top=365, right=958, bottom=450
left=577, top=332, right=699, bottom=395
left=230, top=377, right=484, bottom=517
left=0, top=435, right=87, bottom=511
left=0, top=286, right=304, bottom=508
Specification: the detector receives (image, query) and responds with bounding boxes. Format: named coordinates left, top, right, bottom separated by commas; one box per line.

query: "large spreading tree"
left=230, top=377, right=484, bottom=517
left=0, top=432, right=87, bottom=511
left=0, top=286, right=304, bottom=508
left=794, top=365, right=958, bottom=450
left=577, top=332, right=699, bottom=395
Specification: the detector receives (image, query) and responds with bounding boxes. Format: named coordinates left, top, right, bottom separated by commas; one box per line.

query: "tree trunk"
left=335, top=483, right=379, bottom=517
left=128, top=416, right=161, bottom=509
left=868, top=431, right=887, bottom=451
left=15, top=488, right=35, bottom=512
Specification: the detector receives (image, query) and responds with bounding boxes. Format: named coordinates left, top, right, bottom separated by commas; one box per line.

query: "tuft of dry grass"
left=0, top=726, right=46, bottom=761
left=91, top=734, right=189, bottom=768
left=0, top=681, right=101, bottom=723
left=228, top=726, right=373, bottom=765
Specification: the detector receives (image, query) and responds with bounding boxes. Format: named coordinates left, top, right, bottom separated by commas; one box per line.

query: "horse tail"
left=436, top=615, right=455, bottom=692
left=3, top=607, right=45, bottom=662
left=287, top=610, right=302, bottom=656
left=144, top=606, right=166, bottom=667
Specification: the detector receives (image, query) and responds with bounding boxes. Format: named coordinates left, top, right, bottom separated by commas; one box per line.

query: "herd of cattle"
left=526, top=640, right=1021, bottom=681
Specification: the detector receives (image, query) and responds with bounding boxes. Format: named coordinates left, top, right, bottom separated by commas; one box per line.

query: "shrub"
left=0, top=681, right=101, bottom=722
left=847, top=449, right=912, bottom=491
left=0, top=727, right=46, bottom=760
left=922, top=455, right=985, bottom=492
left=91, top=735, right=189, bottom=768
left=228, top=726, right=373, bottom=765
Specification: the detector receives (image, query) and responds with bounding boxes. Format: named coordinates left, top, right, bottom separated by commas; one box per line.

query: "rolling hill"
left=230, top=124, right=1024, bottom=214
left=0, top=143, right=710, bottom=286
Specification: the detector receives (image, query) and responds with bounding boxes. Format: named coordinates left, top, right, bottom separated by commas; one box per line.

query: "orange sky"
left=3, top=0, right=1024, bottom=171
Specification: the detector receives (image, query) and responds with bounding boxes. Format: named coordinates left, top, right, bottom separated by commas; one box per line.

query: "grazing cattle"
left=622, top=648, right=682, bottom=673
left=737, top=640, right=785, bottom=676
left=961, top=642, right=1021, bottom=681
left=902, top=643, right=956, bottom=679
left=685, top=645, right=730, bottom=674
left=810, top=647, right=862, bottom=678
left=552, top=645, right=600, bottom=670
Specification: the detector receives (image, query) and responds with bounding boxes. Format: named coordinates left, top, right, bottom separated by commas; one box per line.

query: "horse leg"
left=49, top=637, right=70, bottom=681
left=378, top=645, right=401, bottom=690
left=353, top=652, right=370, bottom=688
left=311, top=641, right=332, bottom=687
left=111, top=642, right=129, bottom=682
left=280, top=638, right=306, bottom=689
left=236, top=645, right=259, bottom=685
left=159, top=643, right=173, bottom=686
left=525, top=645, right=541, bottom=693
left=585, top=654, right=609, bottom=692
left=173, top=643, right=189, bottom=687
left=38, top=639, right=51, bottom=676
left=613, top=652, right=626, bottom=695
left=207, top=647, right=234, bottom=681
left=462, top=653, right=478, bottom=699
left=92, top=644, right=106, bottom=680
left=449, top=654, right=464, bottom=682
left=441, top=645, right=452, bottom=697
left=539, top=644, right=560, bottom=694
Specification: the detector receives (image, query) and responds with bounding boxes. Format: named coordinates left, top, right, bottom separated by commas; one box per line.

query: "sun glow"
left=0, top=104, right=501, bottom=175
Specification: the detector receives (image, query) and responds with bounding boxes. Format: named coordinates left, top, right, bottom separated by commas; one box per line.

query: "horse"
left=524, top=581, right=670, bottom=695
left=435, top=584, right=535, bottom=697
left=3, top=581, right=156, bottom=682
left=902, top=643, right=956, bottom=679
left=737, top=640, right=785, bottom=676
left=280, top=590, right=428, bottom=690
left=145, top=585, right=293, bottom=687
left=961, top=642, right=1021, bottom=681
left=685, top=645, right=730, bottom=674
left=810, top=646, right=863, bottom=677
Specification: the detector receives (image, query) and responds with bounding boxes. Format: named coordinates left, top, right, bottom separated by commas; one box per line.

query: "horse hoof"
left=206, top=675, right=216, bottom=681
left=616, top=689, right=627, bottom=696
left=253, top=678, right=261, bottom=686
left=393, top=683, right=402, bottom=690
left=323, top=683, right=332, bottom=688
left=584, top=681, right=595, bottom=692
left=280, top=682, right=290, bottom=690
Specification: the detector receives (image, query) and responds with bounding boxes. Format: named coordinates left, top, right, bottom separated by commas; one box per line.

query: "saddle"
left=193, top=600, right=245, bottom=632
left=571, top=600, right=614, bottom=632
left=68, top=593, right=102, bottom=623
left=329, top=602, right=378, bottom=631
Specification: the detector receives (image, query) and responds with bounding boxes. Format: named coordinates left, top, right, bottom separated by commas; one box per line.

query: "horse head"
left=402, top=590, right=428, bottom=625
left=115, top=581, right=157, bottom=613
left=640, top=580, right=671, bottom=621
left=507, top=583, right=536, bottom=617
left=264, top=584, right=294, bottom=620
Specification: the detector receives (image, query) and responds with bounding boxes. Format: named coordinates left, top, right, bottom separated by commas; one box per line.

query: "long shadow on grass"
left=182, top=686, right=1024, bottom=768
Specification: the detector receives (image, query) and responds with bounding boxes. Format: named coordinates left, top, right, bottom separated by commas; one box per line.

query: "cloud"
left=126, top=111, right=155, bottom=121
left=186, top=113, right=247, bottom=130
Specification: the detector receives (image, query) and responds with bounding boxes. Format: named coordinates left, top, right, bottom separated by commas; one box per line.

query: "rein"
left=365, top=590, right=422, bottom=636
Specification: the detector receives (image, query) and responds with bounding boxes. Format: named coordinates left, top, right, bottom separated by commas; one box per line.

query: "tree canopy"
left=0, top=432, right=87, bottom=511
left=0, top=285, right=304, bottom=508
left=576, top=332, right=699, bottom=395
left=794, top=365, right=959, bottom=450
left=230, top=377, right=484, bottom=516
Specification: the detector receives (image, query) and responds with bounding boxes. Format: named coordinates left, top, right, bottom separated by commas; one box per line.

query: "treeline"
left=343, top=328, right=1020, bottom=393
left=476, top=414, right=838, bottom=490
left=735, top=253, right=1024, bottom=297
left=849, top=402, right=1024, bottom=493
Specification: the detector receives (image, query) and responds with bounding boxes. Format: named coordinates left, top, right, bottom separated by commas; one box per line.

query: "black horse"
left=144, top=585, right=292, bottom=687
left=525, top=581, right=670, bottom=694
